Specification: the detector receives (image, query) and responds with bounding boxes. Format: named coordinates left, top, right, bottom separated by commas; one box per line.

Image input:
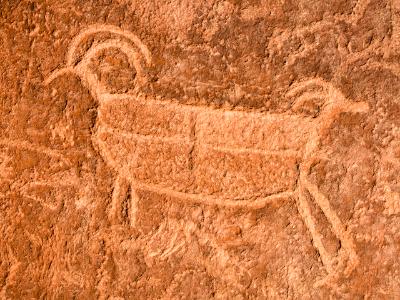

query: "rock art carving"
left=0, top=139, right=81, bottom=210
left=267, top=0, right=376, bottom=70
left=46, top=24, right=370, bottom=283
left=0, top=139, right=72, bottom=166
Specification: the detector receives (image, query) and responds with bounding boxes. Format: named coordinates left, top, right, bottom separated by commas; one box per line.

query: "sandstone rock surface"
left=1, top=0, right=400, bottom=298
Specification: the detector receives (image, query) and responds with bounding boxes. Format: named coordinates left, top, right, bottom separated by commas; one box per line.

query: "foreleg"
left=299, top=158, right=359, bottom=278
left=109, top=174, right=139, bottom=227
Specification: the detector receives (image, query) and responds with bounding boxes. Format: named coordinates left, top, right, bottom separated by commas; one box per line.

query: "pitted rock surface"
left=1, top=1, right=400, bottom=298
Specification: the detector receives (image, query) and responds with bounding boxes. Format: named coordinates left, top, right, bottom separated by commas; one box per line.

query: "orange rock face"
left=1, top=0, right=400, bottom=298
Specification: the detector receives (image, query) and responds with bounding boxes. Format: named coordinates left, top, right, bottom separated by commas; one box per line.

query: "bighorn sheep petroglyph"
left=46, top=24, right=369, bottom=283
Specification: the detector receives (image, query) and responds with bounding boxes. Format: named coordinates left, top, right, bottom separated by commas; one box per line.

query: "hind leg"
left=295, top=182, right=336, bottom=275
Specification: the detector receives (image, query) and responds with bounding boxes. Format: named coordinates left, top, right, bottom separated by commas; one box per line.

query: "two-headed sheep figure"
left=46, top=24, right=369, bottom=285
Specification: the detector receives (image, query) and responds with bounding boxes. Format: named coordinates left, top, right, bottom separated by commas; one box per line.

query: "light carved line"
left=99, top=124, right=300, bottom=157
left=296, top=185, right=335, bottom=274
left=300, top=161, right=359, bottom=276
left=66, top=24, right=151, bottom=66
left=130, top=179, right=294, bottom=210
left=100, top=92, right=311, bottom=121
left=0, top=139, right=72, bottom=165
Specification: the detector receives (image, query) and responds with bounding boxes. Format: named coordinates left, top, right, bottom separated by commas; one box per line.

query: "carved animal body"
left=46, top=24, right=369, bottom=284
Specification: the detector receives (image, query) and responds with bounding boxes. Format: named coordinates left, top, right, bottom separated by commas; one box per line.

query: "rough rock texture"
left=1, top=0, right=400, bottom=299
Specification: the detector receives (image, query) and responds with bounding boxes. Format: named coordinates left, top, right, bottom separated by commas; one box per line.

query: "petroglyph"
left=0, top=139, right=72, bottom=166
left=20, top=182, right=71, bottom=211
left=45, top=24, right=151, bottom=98
left=44, top=24, right=371, bottom=283
left=66, top=24, right=151, bottom=66
left=0, top=139, right=84, bottom=211
left=267, top=0, right=376, bottom=70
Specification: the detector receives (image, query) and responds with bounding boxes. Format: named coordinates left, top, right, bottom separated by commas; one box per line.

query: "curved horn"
left=287, top=78, right=369, bottom=118
left=66, top=24, right=151, bottom=67
left=45, top=24, right=152, bottom=92
left=73, top=38, right=150, bottom=99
